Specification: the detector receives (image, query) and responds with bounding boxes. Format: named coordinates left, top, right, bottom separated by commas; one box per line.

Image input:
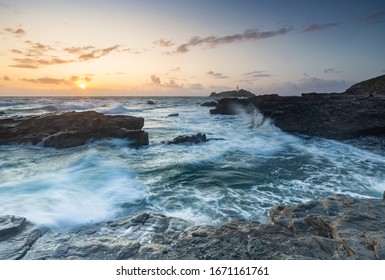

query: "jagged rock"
left=200, top=101, right=218, bottom=107
left=22, top=212, right=191, bottom=260
left=345, top=74, right=385, bottom=96
left=168, top=113, right=179, bottom=117
left=0, top=215, right=42, bottom=259
left=0, top=111, right=5, bottom=116
left=210, top=89, right=255, bottom=98
left=166, top=133, right=207, bottom=145
left=209, top=98, right=256, bottom=115
left=2, top=194, right=384, bottom=260
left=0, top=110, right=149, bottom=148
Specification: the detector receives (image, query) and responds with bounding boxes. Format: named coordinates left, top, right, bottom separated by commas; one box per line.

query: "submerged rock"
left=0, top=110, right=149, bottom=148
left=1, top=194, right=384, bottom=260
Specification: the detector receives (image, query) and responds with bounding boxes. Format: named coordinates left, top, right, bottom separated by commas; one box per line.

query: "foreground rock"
left=0, top=110, right=149, bottom=148
left=1, top=194, right=384, bottom=259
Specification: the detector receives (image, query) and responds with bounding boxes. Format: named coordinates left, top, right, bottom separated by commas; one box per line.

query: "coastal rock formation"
left=210, top=94, right=385, bottom=139
left=1, top=194, right=384, bottom=260
left=345, top=74, right=385, bottom=96
left=210, top=89, right=255, bottom=98
left=166, top=133, right=207, bottom=145
left=0, top=110, right=149, bottom=148
left=200, top=101, right=218, bottom=107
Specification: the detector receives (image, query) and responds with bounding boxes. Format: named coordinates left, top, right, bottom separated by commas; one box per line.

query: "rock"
left=166, top=133, right=207, bottom=145
left=0, top=111, right=5, bottom=116
left=2, top=194, right=385, bottom=259
left=210, top=89, right=255, bottom=98
left=200, top=101, right=218, bottom=107
left=345, top=74, right=385, bottom=96
left=147, top=100, right=156, bottom=105
left=209, top=98, right=256, bottom=115
left=0, top=215, right=42, bottom=259
left=168, top=113, right=179, bottom=117
left=0, top=110, right=149, bottom=148
left=22, top=212, right=191, bottom=260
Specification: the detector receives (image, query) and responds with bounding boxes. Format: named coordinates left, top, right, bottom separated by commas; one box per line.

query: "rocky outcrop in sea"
left=1, top=194, right=384, bottom=260
left=0, top=110, right=149, bottom=148
left=210, top=75, right=385, bottom=139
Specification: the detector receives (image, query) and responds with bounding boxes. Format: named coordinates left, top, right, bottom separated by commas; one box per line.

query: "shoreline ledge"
left=0, top=110, right=149, bottom=148
left=1, top=194, right=384, bottom=260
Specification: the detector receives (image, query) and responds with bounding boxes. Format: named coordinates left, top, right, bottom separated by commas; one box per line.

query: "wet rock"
left=166, top=133, right=207, bottom=145
left=200, top=101, right=217, bottom=107
left=147, top=100, right=156, bottom=105
left=0, top=215, right=42, bottom=259
left=0, top=110, right=149, bottom=148
left=168, top=113, right=179, bottom=117
left=209, top=98, right=256, bottom=115
left=2, top=194, right=385, bottom=260
left=0, top=111, right=5, bottom=116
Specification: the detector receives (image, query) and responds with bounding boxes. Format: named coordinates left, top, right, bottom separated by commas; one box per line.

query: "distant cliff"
left=210, top=89, right=255, bottom=98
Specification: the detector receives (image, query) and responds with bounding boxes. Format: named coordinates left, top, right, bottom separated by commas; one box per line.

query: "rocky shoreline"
left=1, top=194, right=384, bottom=260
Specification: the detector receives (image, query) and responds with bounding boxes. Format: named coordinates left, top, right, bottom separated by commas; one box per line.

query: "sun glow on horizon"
left=79, top=83, right=86, bottom=90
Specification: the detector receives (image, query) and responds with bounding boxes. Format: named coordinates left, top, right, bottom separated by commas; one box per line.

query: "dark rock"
left=2, top=194, right=385, bottom=260
left=210, top=89, right=255, bottom=98
left=167, top=133, right=207, bottom=145
left=345, top=74, right=385, bottom=96
left=209, top=98, right=256, bottom=115
left=200, top=101, right=217, bottom=107
left=0, top=111, right=5, bottom=116
left=147, top=100, right=156, bottom=105
left=168, top=113, right=179, bottom=117
left=0, top=110, right=149, bottom=148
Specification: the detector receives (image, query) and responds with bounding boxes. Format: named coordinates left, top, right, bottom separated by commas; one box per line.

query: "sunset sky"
left=1, top=0, right=384, bottom=96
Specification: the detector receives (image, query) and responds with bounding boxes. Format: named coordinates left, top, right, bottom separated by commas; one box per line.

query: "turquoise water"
left=1, top=97, right=384, bottom=229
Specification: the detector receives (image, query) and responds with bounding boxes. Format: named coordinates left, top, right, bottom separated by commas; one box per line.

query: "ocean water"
left=1, top=96, right=384, bottom=229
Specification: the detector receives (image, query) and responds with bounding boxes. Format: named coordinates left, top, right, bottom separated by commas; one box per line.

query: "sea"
left=1, top=96, right=384, bottom=230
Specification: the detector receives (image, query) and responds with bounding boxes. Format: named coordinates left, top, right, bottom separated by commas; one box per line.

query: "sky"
left=0, top=0, right=384, bottom=96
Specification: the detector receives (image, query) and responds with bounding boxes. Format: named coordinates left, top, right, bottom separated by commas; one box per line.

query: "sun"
left=79, top=83, right=86, bottom=90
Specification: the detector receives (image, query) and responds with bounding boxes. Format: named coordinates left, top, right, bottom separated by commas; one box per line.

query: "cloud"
left=22, top=77, right=70, bottom=85
left=150, top=75, right=161, bottom=85
left=363, top=10, right=385, bottom=24
left=171, top=67, right=181, bottom=72
left=207, top=71, right=229, bottom=79
left=10, top=57, right=74, bottom=69
left=4, top=76, right=11, bottom=81
left=64, top=46, right=94, bottom=54
left=154, top=39, right=174, bottom=47
left=3, top=27, right=26, bottom=37
left=324, top=68, right=342, bottom=74
left=78, top=45, right=120, bottom=61
left=174, top=27, right=292, bottom=53
left=303, top=23, right=338, bottom=32
left=120, top=47, right=144, bottom=54
left=149, top=75, right=183, bottom=88
left=188, top=83, right=204, bottom=91
left=240, top=70, right=271, bottom=84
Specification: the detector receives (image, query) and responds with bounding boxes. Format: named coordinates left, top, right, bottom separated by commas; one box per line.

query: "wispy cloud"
left=302, top=23, right=338, bottom=32
left=324, top=68, right=342, bottom=74
left=240, top=70, right=270, bottom=84
left=173, top=27, right=292, bottom=53
left=154, top=39, right=175, bottom=47
left=22, top=77, right=70, bottom=85
left=363, top=10, right=385, bottom=24
left=64, top=46, right=95, bottom=54
left=78, top=45, right=120, bottom=61
left=207, top=71, right=229, bottom=79
left=10, top=57, right=74, bottom=69
left=3, top=27, right=26, bottom=37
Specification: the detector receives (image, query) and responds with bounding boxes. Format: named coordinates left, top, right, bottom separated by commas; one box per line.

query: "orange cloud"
left=79, top=45, right=120, bottom=61
left=154, top=39, right=174, bottom=47
left=4, top=27, right=26, bottom=37
left=22, top=77, right=70, bottom=85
